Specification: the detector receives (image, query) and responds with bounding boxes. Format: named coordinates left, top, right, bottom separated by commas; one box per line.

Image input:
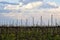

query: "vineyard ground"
left=0, top=26, right=60, bottom=40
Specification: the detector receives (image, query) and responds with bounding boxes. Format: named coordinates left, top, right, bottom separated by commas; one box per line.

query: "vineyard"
left=0, top=26, right=60, bottom=40
left=0, top=15, right=60, bottom=40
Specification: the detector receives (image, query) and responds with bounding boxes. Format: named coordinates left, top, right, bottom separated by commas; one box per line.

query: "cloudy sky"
left=0, top=0, right=60, bottom=26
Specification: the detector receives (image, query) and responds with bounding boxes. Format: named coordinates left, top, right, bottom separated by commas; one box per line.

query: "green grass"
left=0, top=26, right=60, bottom=40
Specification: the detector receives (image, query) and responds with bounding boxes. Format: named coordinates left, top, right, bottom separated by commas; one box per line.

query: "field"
left=0, top=26, right=60, bottom=40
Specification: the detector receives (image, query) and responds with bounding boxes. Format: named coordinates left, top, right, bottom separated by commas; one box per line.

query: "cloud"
left=2, top=13, right=30, bottom=20
left=4, top=4, right=20, bottom=10
left=2, top=6, right=60, bottom=20
left=47, top=2, right=58, bottom=8
left=0, top=10, right=11, bottom=13
left=37, top=2, right=58, bottom=9
left=22, top=1, right=59, bottom=9
left=22, top=1, right=43, bottom=9
left=1, top=0, right=60, bottom=20
left=20, top=0, right=43, bottom=4
left=47, top=2, right=57, bottom=6
left=0, top=1, right=18, bottom=5
left=0, top=1, right=19, bottom=13
left=3, top=1, right=60, bottom=20
left=4, top=1, right=43, bottom=10
left=4, top=2, right=23, bottom=10
left=4, top=1, right=59, bottom=10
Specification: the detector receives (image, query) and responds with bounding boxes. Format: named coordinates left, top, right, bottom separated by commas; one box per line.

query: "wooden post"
left=36, top=21, right=38, bottom=26
left=32, top=17, right=34, bottom=26
left=25, top=19, right=28, bottom=26
left=16, top=19, right=18, bottom=26
left=48, top=20, right=49, bottom=26
left=40, top=16, right=43, bottom=26
left=21, top=19, right=22, bottom=26
left=51, top=15, right=53, bottom=26
left=55, top=19, right=58, bottom=26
